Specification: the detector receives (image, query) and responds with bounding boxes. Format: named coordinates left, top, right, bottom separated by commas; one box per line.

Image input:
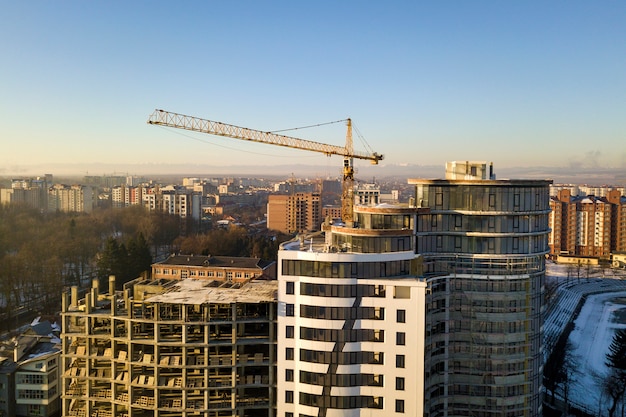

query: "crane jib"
left=147, top=108, right=383, bottom=224
left=147, top=109, right=382, bottom=163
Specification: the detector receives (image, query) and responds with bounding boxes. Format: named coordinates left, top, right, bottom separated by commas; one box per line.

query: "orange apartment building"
left=266, top=192, right=322, bottom=234
left=151, top=254, right=276, bottom=282
left=549, top=189, right=626, bottom=259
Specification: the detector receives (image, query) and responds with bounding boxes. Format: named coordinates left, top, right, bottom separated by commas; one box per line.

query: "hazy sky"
left=1, top=1, right=624, bottom=176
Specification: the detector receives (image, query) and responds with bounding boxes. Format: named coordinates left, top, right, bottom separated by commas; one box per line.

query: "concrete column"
left=71, top=286, right=78, bottom=308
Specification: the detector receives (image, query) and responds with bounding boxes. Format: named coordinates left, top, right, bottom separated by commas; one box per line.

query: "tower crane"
left=147, top=109, right=383, bottom=223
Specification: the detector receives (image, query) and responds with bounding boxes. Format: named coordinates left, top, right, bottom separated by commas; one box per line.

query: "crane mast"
left=147, top=109, right=383, bottom=224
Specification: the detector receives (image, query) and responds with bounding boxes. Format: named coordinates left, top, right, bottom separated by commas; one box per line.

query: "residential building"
left=321, top=205, right=342, bottom=222
left=267, top=192, right=322, bottom=234
left=0, top=357, right=17, bottom=417
left=409, top=162, right=551, bottom=417
left=549, top=189, right=578, bottom=256
left=608, top=189, right=626, bottom=254
left=111, top=185, right=145, bottom=208
left=0, top=320, right=61, bottom=417
left=48, top=184, right=94, bottom=213
left=15, top=348, right=60, bottom=417
left=0, top=177, right=49, bottom=210
left=61, top=276, right=277, bottom=417
left=277, top=204, right=427, bottom=417
left=354, top=183, right=380, bottom=206
left=152, top=255, right=276, bottom=281
left=549, top=189, right=626, bottom=258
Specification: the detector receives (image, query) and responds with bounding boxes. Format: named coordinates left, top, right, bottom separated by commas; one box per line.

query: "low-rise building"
left=151, top=255, right=276, bottom=281
left=0, top=320, right=61, bottom=417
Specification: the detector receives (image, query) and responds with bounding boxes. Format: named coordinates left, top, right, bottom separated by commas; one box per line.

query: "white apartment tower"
left=277, top=204, right=426, bottom=417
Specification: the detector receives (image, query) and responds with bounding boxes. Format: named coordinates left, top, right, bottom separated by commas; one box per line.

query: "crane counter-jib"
left=147, top=109, right=383, bottom=164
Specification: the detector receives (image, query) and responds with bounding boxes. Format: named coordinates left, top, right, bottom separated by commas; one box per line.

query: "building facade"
left=277, top=204, right=426, bottom=417
left=267, top=192, right=322, bottom=234
left=61, top=276, right=277, bottom=417
left=151, top=255, right=276, bottom=282
left=48, top=184, right=94, bottom=213
left=409, top=162, right=551, bottom=417
left=0, top=321, right=61, bottom=417
left=549, top=188, right=626, bottom=258
left=0, top=177, right=49, bottom=211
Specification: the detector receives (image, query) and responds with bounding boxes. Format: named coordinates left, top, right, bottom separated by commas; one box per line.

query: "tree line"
left=0, top=204, right=289, bottom=332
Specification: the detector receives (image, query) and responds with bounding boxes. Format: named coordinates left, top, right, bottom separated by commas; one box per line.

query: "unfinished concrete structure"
left=61, top=276, right=277, bottom=417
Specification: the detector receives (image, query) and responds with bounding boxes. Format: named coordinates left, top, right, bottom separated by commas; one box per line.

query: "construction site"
left=61, top=276, right=277, bottom=417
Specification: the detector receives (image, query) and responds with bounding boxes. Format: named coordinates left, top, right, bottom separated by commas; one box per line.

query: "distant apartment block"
left=61, top=276, right=277, bottom=417
left=111, top=185, right=145, bottom=208
left=83, top=175, right=126, bottom=188
left=549, top=188, right=626, bottom=258
left=152, top=255, right=276, bottom=281
left=267, top=192, right=322, bottom=234
left=48, top=184, right=94, bottom=213
left=321, top=205, right=342, bottom=222
left=550, top=184, right=626, bottom=198
left=0, top=177, right=49, bottom=210
left=354, top=183, right=380, bottom=206
left=141, top=186, right=202, bottom=220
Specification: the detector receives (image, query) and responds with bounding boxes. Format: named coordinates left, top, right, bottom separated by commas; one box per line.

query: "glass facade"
left=411, top=178, right=551, bottom=417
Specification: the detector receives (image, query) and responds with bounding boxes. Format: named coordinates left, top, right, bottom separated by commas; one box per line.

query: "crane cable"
left=268, top=119, right=347, bottom=134
left=270, top=118, right=378, bottom=159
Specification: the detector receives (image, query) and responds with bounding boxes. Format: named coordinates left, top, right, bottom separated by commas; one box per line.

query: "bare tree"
left=605, top=329, right=626, bottom=417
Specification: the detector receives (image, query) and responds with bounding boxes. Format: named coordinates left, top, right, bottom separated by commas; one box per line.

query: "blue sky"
left=1, top=1, right=624, bottom=177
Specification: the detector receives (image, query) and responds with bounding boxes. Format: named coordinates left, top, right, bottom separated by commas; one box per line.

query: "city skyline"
left=1, top=2, right=624, bottom=176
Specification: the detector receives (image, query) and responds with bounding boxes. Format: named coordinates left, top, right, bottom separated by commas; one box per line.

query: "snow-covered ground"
left=544, top=262, right=626, bottom=416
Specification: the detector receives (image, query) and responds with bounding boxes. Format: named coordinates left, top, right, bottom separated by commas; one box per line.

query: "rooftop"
left=145, top=278, right=277, bottom=305
left=155, top=254, right=274, bottom=270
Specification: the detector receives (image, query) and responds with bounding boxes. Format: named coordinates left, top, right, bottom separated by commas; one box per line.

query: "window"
left=285, top=390, right=294, bottom=403
left=28, top=404, right=43, bottom=416
left=286, top=281, right=294, bottom=294
left=396, top=332, right=406, bottom=345
left=396, top=354, right=405, bottom=368
left=396, top=399, right=405, bottom=413
left=286, top=369, right=294, bottom=381
left=396, top=377, right=405, bottom=390
left=286, top=347, right=294, bottom=360
left=286, top=304, right=295, bottom=317
left=286, top=326, right=294, bottom=338
left=394, top=286, right=410, bottom=299
left=397, top=309, right=406, bottom=323
left=455, top=215, right=462, bottom=228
